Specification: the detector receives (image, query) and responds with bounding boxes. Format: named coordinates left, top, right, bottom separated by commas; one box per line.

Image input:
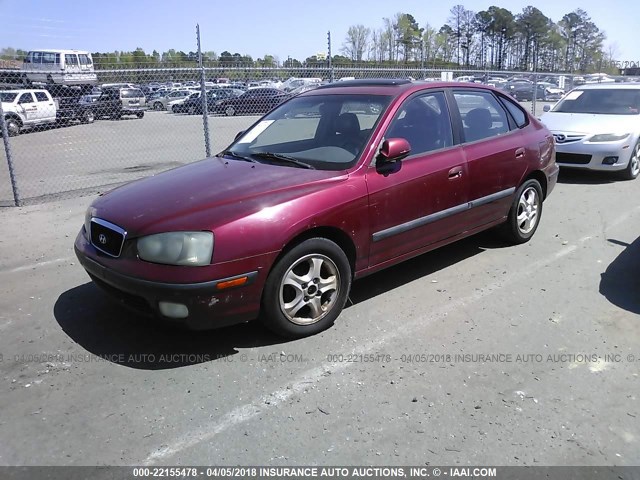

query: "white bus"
left=22, top=49, right=98, bottom=86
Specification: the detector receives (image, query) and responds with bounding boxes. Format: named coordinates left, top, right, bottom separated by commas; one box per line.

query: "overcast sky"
left=1, top=0, right=637, bottom=64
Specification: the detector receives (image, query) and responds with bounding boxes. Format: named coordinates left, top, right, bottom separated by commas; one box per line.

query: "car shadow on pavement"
left=347, top=230, right=506, bottom=306
left=599, top=237, right=640, bottom=314
left=54, top=230, right=509, bottom=370
left=53, top=282, right=287, bottom=371
left=557, top=169, right=618, bottom=185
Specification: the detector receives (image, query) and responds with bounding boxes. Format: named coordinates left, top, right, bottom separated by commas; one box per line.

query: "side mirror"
left=378, top=138, right=411, bottom=163
left=376, top=138, right=410, bottom=175
left=234, top=130, right=245, bottom=141
left=543, top=104, right=551, bottom=112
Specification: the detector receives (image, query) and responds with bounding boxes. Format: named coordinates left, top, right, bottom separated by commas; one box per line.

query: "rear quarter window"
left=498, top=95, right=528, bottom=128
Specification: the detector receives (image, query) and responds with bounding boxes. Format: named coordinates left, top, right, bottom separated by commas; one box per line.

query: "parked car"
left=509, top=82, right=549, bottom=101
left=540, top=83, right=640, bottom=180
left=42, top=84, right=96, bottom=125
left=213, top=87, right=290, bottom=116
left=1, top=89, right=57, bottom=136
left=94, top=87, right=146, bottom=119
left=75, top=79, right=558, bottom=338
left=168, top=92, right=199, bottom=113
left=173, top=89, right=240, bottom=114
left=149, top=90, right=194, bottom=111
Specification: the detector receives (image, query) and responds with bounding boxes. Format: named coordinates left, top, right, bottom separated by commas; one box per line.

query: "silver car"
left=540, top=83, right=640, bottom=180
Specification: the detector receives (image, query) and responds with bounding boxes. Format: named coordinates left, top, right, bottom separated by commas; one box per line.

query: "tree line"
left=0, top=6, right=620, bottom=74
left=341, top=6, right=615, bottom=73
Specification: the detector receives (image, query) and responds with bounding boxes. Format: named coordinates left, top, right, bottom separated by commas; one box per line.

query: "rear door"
left=451, top=89, right=527, bottom=228
left=366, top=90, right=469, bottom=267
left=33, top=91, right=56, bottom=121
left=63, top=53, right=82, bottom=80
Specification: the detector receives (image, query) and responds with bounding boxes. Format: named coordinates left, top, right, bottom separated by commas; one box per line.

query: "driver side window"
left=385, top=92, right=453, bottom=158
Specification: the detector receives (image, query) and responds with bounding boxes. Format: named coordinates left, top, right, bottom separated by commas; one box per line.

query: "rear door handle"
left=515, top=148, right=526, bottom=159
left=448, top=166, right=463, bottom=179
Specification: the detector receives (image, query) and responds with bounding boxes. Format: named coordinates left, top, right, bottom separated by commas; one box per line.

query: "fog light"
left=602, top=156, right=618, bottom=165
left=158, top=301, right=189, bottom=319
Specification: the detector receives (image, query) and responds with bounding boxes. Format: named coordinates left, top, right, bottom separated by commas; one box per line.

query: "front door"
left=366, top=91, right=469, bottom=268
left=17, top=93, right=38, bottom=122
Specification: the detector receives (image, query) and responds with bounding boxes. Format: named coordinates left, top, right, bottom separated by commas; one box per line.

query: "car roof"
left=575, top=82, right=640, bottom=90
left=303, top=79, right=499, bottom=96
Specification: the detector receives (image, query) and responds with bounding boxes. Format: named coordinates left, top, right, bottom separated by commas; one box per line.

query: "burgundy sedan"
left=75, top=79, right=558, bottom=338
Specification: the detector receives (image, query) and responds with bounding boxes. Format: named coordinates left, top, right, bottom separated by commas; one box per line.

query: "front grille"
left=89, top=274, right=153, bottom=316
left=556, top=152, right=592, bottom=165
left=90, top=218, right=126, bottom=257
left=553, top=134, right=585, bottom=144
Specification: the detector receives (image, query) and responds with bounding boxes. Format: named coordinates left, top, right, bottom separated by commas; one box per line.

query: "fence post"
left=0, top=100, right=21, bottom=207
left=531, top=71, right=539, bottom=117
left=196, top=24, right=211, bottom=158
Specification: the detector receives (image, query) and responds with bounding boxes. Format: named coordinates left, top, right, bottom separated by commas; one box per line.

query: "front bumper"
left=74, top=231, right=266, bottom=330
left=553, top=137, right=634, bottom=172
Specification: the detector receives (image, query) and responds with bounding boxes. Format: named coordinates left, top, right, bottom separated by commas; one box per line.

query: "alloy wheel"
left=278, top=254, right=340, bottom=326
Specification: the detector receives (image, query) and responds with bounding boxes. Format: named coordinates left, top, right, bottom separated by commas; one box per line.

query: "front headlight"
left=137, top=232, right=213, bottom=266
left=84, top=207, right=96, bottom=240
left=588, top=133, right=630, bottom=142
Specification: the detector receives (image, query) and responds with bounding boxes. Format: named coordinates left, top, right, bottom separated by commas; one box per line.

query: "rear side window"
left=65, top=54, right=79, bottom=66
left=78, top=54, right=92, bottom=65
left=499, top=95, right=528, bottom=128
left=453, top=90, right=509, bottom=142
left=34, top=92, right=49, bottom=102
left=42, top=52, right=58, bottom=64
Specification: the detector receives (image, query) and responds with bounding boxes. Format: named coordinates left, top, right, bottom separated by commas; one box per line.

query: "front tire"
left=153, top=102, right=163, bottom=111
left=620, top=141, right=640, bottom=180
left=136, top=112, right=144, bottom=119
left=225, top=106, right=235, bottom=116
left=261, top=238, right=352, bottom=338
left=500, top=179, right=543, bottom=244
left=5, top=117, right=21, bottom=136
left=82, top=110, right=95, bottom=124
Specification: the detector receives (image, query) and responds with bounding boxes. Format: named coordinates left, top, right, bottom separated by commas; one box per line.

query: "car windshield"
left=225, top=93, right=391, bottom=171
left=0, top=92, right=18, bottom=102
left=552, top=88, right=640, bottom=115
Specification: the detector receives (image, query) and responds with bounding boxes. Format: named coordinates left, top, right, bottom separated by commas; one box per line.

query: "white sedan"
left=540, top=83, right=640, bottom=180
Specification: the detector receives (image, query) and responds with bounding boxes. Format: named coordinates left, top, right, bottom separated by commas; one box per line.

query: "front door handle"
left=448, top=166, right=464, bottom=179
left=515, top=148, right=526, bottom=159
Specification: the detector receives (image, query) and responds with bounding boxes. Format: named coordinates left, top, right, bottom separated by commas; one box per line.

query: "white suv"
left=1, top=89, right=57, bottom=136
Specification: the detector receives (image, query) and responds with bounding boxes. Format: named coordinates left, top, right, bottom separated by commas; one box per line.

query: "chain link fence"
left=0, top=65, right=577, bottom=206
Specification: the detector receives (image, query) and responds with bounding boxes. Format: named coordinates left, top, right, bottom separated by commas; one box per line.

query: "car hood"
left=91, top=158, right=347, bottom=236
left=540, top=112, right=640, bottom=134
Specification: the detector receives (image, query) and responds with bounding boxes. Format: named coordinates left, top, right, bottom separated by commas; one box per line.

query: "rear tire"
left=225, top=106, right=235, bottom=116
left=136, top=112, right=144, bottom=119
left=260, top=238, right=351, bottom=338
left=82, top=110, right=95, bottom=124
left=153, top=102, right=163, bottom=111
left=500, top=179, right=543, bottom=244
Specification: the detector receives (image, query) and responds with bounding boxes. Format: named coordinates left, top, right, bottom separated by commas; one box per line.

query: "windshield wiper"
left=216, top=150, right=259, bottom=163
left=251, top=152, right=315, bottom=169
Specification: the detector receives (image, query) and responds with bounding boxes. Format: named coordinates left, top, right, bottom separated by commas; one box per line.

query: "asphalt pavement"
left=0, top=163, right=638, bottom=467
